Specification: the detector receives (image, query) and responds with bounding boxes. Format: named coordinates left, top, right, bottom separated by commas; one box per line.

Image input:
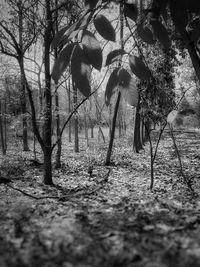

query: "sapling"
left=144, top=120, right=167, bottom=190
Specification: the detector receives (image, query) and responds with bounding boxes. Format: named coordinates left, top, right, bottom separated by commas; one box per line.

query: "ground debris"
left=0, top=131, right=200, bottom=266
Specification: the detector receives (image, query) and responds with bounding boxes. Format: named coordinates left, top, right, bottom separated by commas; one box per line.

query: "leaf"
left=129, top=55, right=151, bottom=81
left=137, top=24, right=155, bottom=45
left=85, top=0, right=99, bottom=9
left=82, top=30, right=102, bottom=70
left=51, top=43, right=75, bottom=83
left=105, top=68, right=120, bottom=106
left=167, top=110, right=178, bottom=124
left=94, top=15, right=116, bottom=42
left=150, top=19, right=171, bottom=49
left=71, top=45, right=91, bottom=97
left=124, top=3, right=138, bottom=22
left=51, top=25, right=69, bottom=51
left=105, top=49, right=126, bottom=66
left=118, top=69, right=138, bottom=107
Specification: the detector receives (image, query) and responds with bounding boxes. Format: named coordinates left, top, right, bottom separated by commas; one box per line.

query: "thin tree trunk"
left=84, top=112, right=89, bottom=147
left=73, top=81, right=79, bottom=153
left=90, top=119, right=94, bottom=138
left=67, top=78, right=72, bottom=142
left=0, top=100, right=6, bottom=155
left=133, top=94, right=143, bottom=153
left=4, top=98, right=7, bottom=152
left=98, top=126, right=105, bottom=143
left=105, top=3, right=124, bottom=165
left=105, top=92, right=121, bottom=165
left=55, top=90, right=61, bottom=168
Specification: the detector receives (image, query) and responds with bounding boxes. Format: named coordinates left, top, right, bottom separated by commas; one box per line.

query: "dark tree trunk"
left=43, top=0, right=53, bottom=185
left=68, top=78, right=72, bottom=143
left=54, top=0, right=61, bottom=169
left=133, top=104, right=143, bottom=153
left=90, top=120, right=94, bottom=138
left=73, top=81, right=79, bottom=153
left=105, top=92, right=121, bottom=165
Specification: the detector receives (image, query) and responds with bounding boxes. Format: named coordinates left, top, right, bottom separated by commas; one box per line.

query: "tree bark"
left=105, top=92, right=121, bottom=165
left=0, top=100, right=6, bottom=155
left=55, top=91, right=61, bottom=168
left=73, top=81, right=79, bottom=153
left=43, top=0, right=53, bottom=185
left=67, top=78, right=72, bottom=142
left=133, top=103, right=143, bottom=153
left=18, top=3, right=29, bottom=152
left=4, top=98, right=7, bottom=152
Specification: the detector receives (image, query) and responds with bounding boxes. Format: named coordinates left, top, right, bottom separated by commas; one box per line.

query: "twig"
left=4, top=184, right=59, bottom=200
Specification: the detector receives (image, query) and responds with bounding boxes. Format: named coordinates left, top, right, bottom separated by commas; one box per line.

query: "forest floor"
left=1, top=128, right=200, bottom=267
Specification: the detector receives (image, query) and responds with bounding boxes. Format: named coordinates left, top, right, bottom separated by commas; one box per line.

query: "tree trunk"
left=18, top=4, right=29, bottom=152
left=43, top=147, right=52, bottom=185
left=73, top=81, right=79, bottom=153
left=42, top=0, right=53, bottom=185
left=186, top=41, right=200, bottom=84
left=84, top=113, right=89, bottom=147
left=4, top=98, right=7, bottom=152
left=105, top=3, right=124, bottom=165
left=90, top=119, right=94, bottom=138
left=0, top=100, right=6, bottom=155
left=98, top=126, right=105, bottom=143
left=18, top=59, right=29, bottom=151
left=133, top=104, right=143, bottom=153
left=55, top=91, right=61, bottom=168
left=67, top=78, right=72, bottom=142
left=105, top=92, right=121, bottom=165
left=54, top=0, right=61, bottom=169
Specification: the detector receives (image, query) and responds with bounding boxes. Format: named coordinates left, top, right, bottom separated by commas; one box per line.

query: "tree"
left=0, top=0, right=39, bottom=151
left=150, top=0, right=200, bottom=83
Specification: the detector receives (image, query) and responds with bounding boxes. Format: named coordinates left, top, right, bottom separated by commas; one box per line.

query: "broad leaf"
left=82, top=30, right=102, bottom=70
left=71, top=45, right=91, bottom=97
left=150, top=19, right=171, bottom=49
left=94, top=15, right=115, bottom=42
left=137, top=24, right=155, bottom=45
left=118, top=69, right=138, bottom=107
left=167, top=110, right=178, bottom=124
left=129, top=55, right=151, bottom=81
left=85, top=0, right=99, bottom=9
left=105, top=49, right=126, bottom=66
left=105, top=68, right=119, bottom=105
left=51, top=43, right=75, bottom=83
left=51, top=25, right=69, bottom=51
left=124, top=3, right=138, bottom=22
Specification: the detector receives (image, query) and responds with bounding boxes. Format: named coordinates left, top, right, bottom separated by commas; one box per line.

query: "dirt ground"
left=0, top=129, right=200, bottom=267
